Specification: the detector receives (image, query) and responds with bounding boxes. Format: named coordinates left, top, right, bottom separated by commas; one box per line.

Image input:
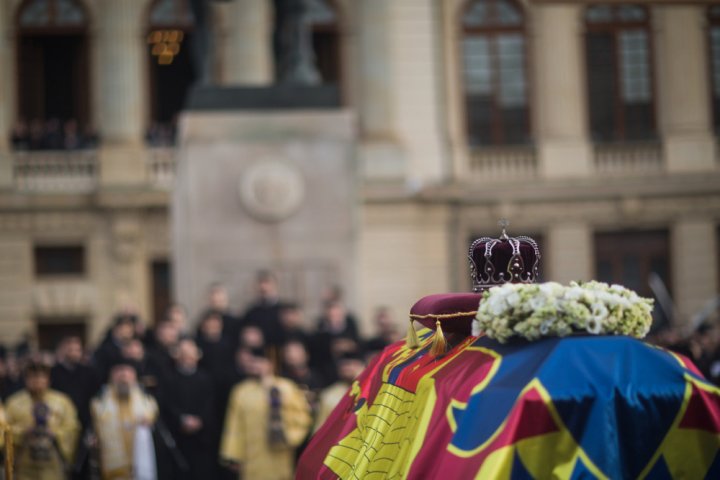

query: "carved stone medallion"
left=238, top=159, right=306, bottom=222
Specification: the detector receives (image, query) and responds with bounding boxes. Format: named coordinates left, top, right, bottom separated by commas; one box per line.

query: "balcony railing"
left=468, top=146, right=538, bottom=181
left=10, top=148, right=177, bottom=192
left=13, top=151, right=98, bottom=192
left=594, top=142, right=663, bottom=175
left=465, top=143, right=667, bottom=181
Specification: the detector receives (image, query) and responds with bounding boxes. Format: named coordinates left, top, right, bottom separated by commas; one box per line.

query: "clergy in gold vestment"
left=91, top=359, right=158, bottom=480
left=5, top=360, right=79, bottom=480
left=220, top=347, right=311, bottom=480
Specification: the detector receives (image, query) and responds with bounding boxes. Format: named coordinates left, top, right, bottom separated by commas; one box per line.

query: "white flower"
left=476, top=281, right=652, bottom=343
left=539, top=282, right=563, bottom=297
left=590, top=302, right=608, bottom=319
left=540, top=320, right=552, bottom=335
left=564, top=286, right=584, bottom=301
left=487, top=295, right=507, bottom=316
left=506, top=292, right=521, bottom=308
left=586, top=317, right=602, bottom=334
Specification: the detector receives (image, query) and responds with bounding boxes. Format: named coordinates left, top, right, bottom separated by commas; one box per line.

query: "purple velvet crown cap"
left=410, top=293, right=483, bottom=336
left=469, top=227, right=540, bottom=292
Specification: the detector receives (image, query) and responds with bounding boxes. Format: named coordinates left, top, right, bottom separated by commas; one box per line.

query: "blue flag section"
left=298, top=334, right=720, bottom=479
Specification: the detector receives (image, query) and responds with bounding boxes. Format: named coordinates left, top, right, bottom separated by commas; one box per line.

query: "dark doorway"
left=148, top=33, right=196, bottom=124
left=15, top=0, right=90, bottom=128
left=18, top=35, right=89, bottom=124
left=36, top=319, right=86, bottom=351
left=146, top=0, right=196, bottom=142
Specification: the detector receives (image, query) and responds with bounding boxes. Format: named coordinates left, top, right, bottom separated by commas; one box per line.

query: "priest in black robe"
left=164, top=338, right=216, bottom=480
left=50, top=336, right=100, bottom=480
left=240, top=271, right=288, bottom=347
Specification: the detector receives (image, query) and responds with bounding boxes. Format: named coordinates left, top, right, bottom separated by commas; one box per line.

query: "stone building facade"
left=0, top=0, right=718, bottom=347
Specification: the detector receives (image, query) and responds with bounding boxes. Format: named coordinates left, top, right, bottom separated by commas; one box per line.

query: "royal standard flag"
left=297, top=332, right=720, bottom=479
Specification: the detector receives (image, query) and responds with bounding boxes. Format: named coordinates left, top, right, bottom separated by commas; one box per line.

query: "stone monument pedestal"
left=173, top=87, right=356, bottom=321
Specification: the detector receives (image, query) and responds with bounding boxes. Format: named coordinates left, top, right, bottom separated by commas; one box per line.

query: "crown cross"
left=498, top=218, right=510, bottom=239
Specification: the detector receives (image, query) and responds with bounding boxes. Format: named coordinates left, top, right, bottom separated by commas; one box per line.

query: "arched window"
left=149, top=0, right=194, bottom=27
left=18, top=0, right=87, bottom=29
left=584, top=5, right=656, bottom=143
left=15, top=0, right=91, bottom=145
left=146, top=0, right=196, bottom=145
left=306, top=0, right=341, bottom=85
left=461, top=0, right=530, bottom=147
left=708, top=6, right=720, bottom=135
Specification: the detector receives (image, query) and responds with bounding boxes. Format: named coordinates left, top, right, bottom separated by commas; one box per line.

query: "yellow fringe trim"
left=406, top=318, right=420, bottom=349
left=430, top=319, right=447, bottom=357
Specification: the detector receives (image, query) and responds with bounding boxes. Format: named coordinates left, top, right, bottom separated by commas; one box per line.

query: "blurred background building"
left=0, top=0, right=718, bottom=347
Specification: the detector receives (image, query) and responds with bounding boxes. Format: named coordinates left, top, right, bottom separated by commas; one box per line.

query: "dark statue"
left=273, top=0, right=321, bottom=85
left=188, top=0, right=214, bottom=85
left=186, top=0, right=322, bottom=86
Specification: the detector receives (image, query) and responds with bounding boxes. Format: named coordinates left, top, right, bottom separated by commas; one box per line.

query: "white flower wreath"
left=472, top=281, right=654, bottom=343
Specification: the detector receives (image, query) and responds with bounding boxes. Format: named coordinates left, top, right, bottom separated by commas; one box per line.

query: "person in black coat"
left=195, top=310, right=234, bottom=474
left=196, top=310, right=234, bottom=377
left=145, top=320, right=181, bottom=386
left=203, top=283, right=242, bottom=347
left=277, top=303, right=311, bottom=348
left=164, top=339, right=216, bottom=480
left=120, top=339, right=166, bottom=403
left=310, top=299, right=361, bottom=385
left=50, top=336, right=100, bottom=480
left=92, top=314, right=136, bottom=381
left=50, top=336, right=100, bottom=430
left=240, top=271, right=287, bottom=348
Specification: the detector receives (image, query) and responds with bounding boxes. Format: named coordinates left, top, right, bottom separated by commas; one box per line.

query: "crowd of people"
left=10, top=120, right=99, bottom=151
left=0, top=271, right=401, bottom=480
left=0, top=269, right=716, bottom=480
left=145, top=122, right=177, bottom=147
left=9, top=119, right=178, bottom=151
left=645, top=322, right=720, bottom=384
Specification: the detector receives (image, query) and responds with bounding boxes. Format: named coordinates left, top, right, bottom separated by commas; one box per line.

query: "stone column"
left=219, top=0, right=273, bottom=85
left=546, top=223, right=593, bottom=283
left=355, top=0, right=404, bottom=180
left=385, top=0, right=445, bottom=183
left=0, top=1, right=12, bottom=151
left=532, top=4, right=593, bottom=179
left=671, top=219, right=718, bottom=327
left=0, top=1, right=13, bottom=188
left=94, top=0, right=148, bottom=186
left=654, top=6, right=716, bottom=173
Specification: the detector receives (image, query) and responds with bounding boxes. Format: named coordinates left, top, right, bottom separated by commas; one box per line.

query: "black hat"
left=249, top=346, right=267, bottom=359
left=338, top=350, right=364, bottom=363
left=113, top=314, right=137, bottom=328
left=24, top=358, right=51, bottom=375
left=108, top=356, right=140, bottom=375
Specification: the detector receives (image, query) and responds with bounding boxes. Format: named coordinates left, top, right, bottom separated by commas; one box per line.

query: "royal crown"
left=469, top=220, right=541, bottom=292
